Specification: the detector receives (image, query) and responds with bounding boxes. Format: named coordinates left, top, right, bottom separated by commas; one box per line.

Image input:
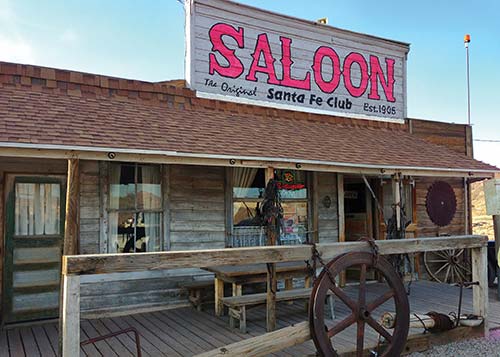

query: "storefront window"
left=231, top=168, right=309, bottom=246
left=275, top=170, right=308, bottom=244
left=108, top=163, right=162, bottom=253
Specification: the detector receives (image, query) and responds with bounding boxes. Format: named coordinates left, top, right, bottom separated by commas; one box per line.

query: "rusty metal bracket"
left=80, top=327, right=142, bottom=357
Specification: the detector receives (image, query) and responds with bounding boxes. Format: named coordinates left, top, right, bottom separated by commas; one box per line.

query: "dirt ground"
left=471, top=181, right=495, bottom=240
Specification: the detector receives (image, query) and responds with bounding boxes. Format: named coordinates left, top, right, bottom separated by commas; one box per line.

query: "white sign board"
left=185, top=0, right=410, bottom=122
left=484, top=179, right=500, bottom=216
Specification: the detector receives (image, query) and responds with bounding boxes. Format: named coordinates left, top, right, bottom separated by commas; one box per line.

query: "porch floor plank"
left=1, top=280, right=499, bottom=357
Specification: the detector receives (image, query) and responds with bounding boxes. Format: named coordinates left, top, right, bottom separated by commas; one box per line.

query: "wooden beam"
left=194, top=321, right=310, bottom=357
left=58, top=275, right=80, bottom=357
left=64, top=158, right=79, bottom=255
left=63, top=235, right=487, bottom=276
left=471, top=246, right=489, bottom=337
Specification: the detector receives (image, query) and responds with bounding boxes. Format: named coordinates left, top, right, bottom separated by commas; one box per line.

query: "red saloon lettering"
left=208, top=23, right=396, bottom=102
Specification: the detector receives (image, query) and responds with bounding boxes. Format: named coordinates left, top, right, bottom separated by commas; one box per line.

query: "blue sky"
left=1, top=0, right=499, bottom=167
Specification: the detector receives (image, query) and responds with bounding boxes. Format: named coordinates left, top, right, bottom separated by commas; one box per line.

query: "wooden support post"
left=266, top=262, right=277, bottom=332
left=472, top=245, right=489, bottom=337
left=64, top=158, right=80, bottom=255
left=59, top=158, right=80, bottom=356
left=393, top=173, right=401, bottom=231
left=59, top=274, right=80, bottom=357
left=337, top=173, right=346, bottom=286
left=215, top=277, right=224, bottom=317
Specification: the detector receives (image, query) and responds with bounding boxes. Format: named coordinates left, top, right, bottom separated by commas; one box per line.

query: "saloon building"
left=0, top=0, right=498, bottom=327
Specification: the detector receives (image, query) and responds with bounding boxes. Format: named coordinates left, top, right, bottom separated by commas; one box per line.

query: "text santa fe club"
left=207, top=23, right=398, bottom=109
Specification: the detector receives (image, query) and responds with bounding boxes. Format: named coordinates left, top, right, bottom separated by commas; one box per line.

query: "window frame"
left=106, top=162, right=164, bottom=253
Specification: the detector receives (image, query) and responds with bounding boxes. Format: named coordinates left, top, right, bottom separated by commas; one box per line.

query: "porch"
left=2, top=280, right=498, bottom=357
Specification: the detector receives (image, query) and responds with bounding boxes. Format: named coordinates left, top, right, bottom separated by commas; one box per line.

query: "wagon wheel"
left=424, top=249, right=472, bottom=284
left=310, top=252, right=409, bottom=357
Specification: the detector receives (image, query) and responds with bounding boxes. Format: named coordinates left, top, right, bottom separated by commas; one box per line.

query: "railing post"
left=59, top=274, right=80, bottom=356
left=471, top=245, right=489, bottom=337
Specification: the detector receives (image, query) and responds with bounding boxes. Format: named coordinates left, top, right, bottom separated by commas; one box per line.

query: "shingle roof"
left=0, top=62, right=497, bottom=174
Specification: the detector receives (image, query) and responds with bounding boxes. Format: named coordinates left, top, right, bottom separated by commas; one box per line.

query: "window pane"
left=139, top=212, right=161, bottom=252
left=233, top=168, right=265, bottom=199
left=108, top=211, right=135, bottom=253
left=137, top=165, right=161, bottom=210
left=233, top=201, right=261, bottom=226
left=281, top=201, right=308, bottom=244
left=108, top=211, right=161, bottom=253
left=109, top=164, right=135, bottom=210
left=275, top=170, right=307, bottom=199
left=15, top=183, right=60, bottom=236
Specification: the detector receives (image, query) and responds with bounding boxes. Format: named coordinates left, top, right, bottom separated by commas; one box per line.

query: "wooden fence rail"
left=59, top=235, right=489, bottom=356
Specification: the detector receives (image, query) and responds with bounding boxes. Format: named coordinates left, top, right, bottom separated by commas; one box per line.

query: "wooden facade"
left=0, top=150, right=486, bottom=323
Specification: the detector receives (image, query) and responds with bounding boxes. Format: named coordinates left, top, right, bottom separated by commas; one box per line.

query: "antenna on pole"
left=464, top=34, right=471, bottom=126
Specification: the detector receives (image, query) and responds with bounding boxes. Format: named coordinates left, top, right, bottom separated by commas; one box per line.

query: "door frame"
left=2, top=175, right=66, bottom=325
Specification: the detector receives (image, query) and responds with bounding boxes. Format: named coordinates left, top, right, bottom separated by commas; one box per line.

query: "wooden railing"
left=59, top=235, right=489, bottom=356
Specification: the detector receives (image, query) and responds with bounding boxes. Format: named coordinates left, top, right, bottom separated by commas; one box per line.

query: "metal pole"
left=464, top=34, right=471, bottom=125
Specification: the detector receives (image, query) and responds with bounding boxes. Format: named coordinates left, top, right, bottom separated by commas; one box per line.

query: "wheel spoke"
left=434, top=251, right=449, bottom=259
left=428, top=259, right=447, bottom=263
left=359, top=264, right=367, bottom=307
left=330, top=284, right=357, bottom=312
left=366, top=316, right=392, bottom=342
left=327, top=313, right=356, bottom=337
left=434, top=262, right=450, bottom=277
left=366, top=289, right=395, bottom=312
left=444, top=265, right=451, bottom=283
left=356, top=321, right=365, bottom=357
left=456, top=249, right=464, bottom=257
left=455, top=266, right=466, bottom=282
left=457, top=263, right=472, bottom=275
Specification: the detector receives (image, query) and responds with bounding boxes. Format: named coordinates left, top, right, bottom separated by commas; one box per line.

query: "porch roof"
left=0, top=61, right=497, bottom=176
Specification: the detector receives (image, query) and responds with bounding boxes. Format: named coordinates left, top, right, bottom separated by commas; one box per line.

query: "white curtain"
left=141, top=166, right=161, bottom=251
left=233, top=167, right=258, bottom=197
left=15, top=183, right=60, bottom=236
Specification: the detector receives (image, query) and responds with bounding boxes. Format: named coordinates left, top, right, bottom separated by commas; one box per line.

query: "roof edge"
left=0, top=142, right=497, bottom=178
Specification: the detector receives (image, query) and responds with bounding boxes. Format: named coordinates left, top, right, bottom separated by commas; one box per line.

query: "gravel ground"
left=409, top=330, right=500, bottom=356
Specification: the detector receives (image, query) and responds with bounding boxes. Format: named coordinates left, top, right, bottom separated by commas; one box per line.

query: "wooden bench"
left=222, top=288, right=335, bottom=333
left=181, top=280, right=214, bottom=311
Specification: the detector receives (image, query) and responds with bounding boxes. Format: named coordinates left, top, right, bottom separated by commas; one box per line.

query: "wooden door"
left=344, top=183, right=369, bottom=241
left=3, top=176, right=65, bottom=323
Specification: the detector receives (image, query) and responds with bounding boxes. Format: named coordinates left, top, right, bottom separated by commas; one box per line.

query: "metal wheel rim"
left=309, top=252, right=410, bottom=357
left=424, top=249, right=471, bottom=284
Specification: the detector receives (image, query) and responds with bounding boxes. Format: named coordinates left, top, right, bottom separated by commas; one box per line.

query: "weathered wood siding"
left=415, top=177, right=466, bottom=237
left=79, top=163, right=225, bottom=316
left=409, top=119, right=469, bottom=156
left=0, top=157, right=66, bottom=321
left=317, top=172, right=339, bottom=243
left=169, top=165, right=226, bottom=250
left=79, top=161, right=100, bottom=254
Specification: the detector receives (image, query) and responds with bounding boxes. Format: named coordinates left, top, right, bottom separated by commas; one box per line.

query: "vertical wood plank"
left=494, top=215, right=500, bottom=300
left=64, top=158, right=80, bottom=255
left=311, top=172, right=319, bottom=244
left=337, top=173, right=346, bottom=286
left=393, top=174, right=401, bottom=231
left=214, top=277, right=224, bottom=316
left=163, top=164, right=171, bottom=251
left=59, top=275, right=80, bottom=357
left=266, top=262, right=277, bottom=332
left=471, top=246, right=489, bottom=337
left=224, top=167, right=233, bottom=247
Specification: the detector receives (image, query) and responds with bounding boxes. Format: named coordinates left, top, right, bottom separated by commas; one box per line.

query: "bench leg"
left=240, top=306, right=247, bottom=334
left=215, top=278, right=224, bottom=316
left=195, top=290, right=202, bottom=312
left=328, top=295, right=335, bottom=320
left=285, top=278, right=294, bottom=305
left=229, top=308, right=237, bottom=329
